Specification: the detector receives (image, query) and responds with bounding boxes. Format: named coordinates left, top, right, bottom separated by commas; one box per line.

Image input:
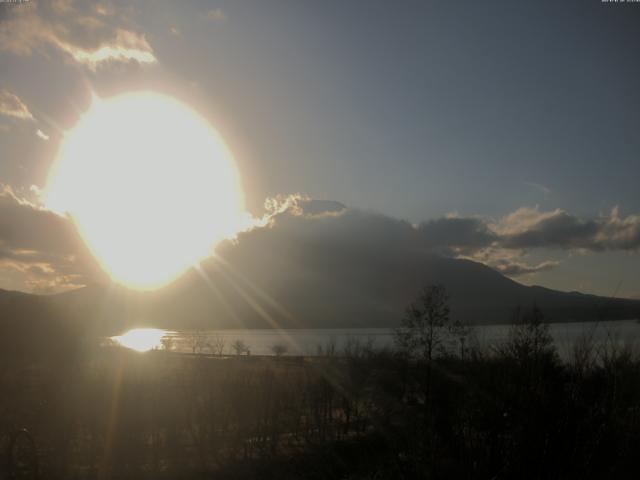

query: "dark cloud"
left=497, top=207, right=640, bottom=252
left=245, top=201, right=640, bottom=284
left=418, top=216, right=497, bottom=251
left=213, top=206, right=454, bottom=327
left=414, top=207, right=640, bottom=255
left=0, top=187, right=79, bottom=254
left=0, top=187, right=101, bottom=292
left=296, top=199, right=346, bottom=216
left=202, top=201, right=633, bottom=328
left=416, top=207, right=640, bottom=276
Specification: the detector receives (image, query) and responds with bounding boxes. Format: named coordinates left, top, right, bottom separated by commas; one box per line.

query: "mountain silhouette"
left=2, top=254, right=638, bottom=336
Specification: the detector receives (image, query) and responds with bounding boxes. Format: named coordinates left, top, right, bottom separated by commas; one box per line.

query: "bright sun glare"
left=111, top=328, right=169, bottom=352
left=46, top=92, right=245, bottom=290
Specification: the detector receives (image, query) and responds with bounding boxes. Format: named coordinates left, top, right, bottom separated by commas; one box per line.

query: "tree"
left=231, top=339, right=248, bottom=356
left=395, top=284, right=453, bottom=361
left=211, top=334, right=226, bottom=356
left=189, top=330, right=208, bottom=355
left=449, top=318, right=472, bottom=360
left=160, top=336, right=174, bottom=352
left=499, top=304, right=557, bottom=364
left=270, top=343, right=288, bottom=357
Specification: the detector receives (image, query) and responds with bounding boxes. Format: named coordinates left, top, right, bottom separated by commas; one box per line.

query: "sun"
left=46, top=91, right=245, bottom=290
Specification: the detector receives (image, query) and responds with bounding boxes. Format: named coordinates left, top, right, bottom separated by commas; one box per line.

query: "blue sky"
left=1, top=0, right=639, bottom=297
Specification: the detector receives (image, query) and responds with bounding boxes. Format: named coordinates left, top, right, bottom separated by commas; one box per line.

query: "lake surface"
left=114, top=319, right=640, bottom=360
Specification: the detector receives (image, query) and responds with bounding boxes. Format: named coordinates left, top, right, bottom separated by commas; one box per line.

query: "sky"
left=1, top=0, right=639, bottom=299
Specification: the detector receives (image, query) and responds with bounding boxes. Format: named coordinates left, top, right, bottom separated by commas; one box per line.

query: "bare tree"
left=211, top=334, right=226, bottom=356
left=448, top=319, right=472, bottom=360
left=189, top=330, right=209, bottom=355
left=231, top=339, right=248, bottom=356
left=571, top=331, right=597, bottom=377
left=394, top=284, right=452, bottom=361
left=499, top=305, right=556, bottom=363
left=316, top=336, right=337, bottom=357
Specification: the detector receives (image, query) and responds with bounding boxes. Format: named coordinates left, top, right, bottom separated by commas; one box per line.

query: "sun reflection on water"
left=111, top=328, right=170, bottom=352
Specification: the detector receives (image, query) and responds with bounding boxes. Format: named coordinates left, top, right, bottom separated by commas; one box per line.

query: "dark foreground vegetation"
left=2, top=289, right=640, bottom=479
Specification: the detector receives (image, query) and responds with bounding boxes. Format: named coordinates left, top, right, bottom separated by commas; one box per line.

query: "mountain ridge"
left=1, top=254, right=638, bottom=336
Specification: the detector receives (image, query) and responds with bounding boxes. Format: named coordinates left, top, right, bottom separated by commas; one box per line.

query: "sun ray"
left=193, top=262, right=240, bottom=326
left=100, top=353, right=125, bottom=479
left=212, top=261, right=281, bottom=330
left=215, top=254, right=299, bottom=326
left=205, top=259, right=302, bottom=355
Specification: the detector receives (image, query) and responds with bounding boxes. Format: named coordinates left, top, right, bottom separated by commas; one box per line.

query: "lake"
left=111, top=319, right=640, bottom=359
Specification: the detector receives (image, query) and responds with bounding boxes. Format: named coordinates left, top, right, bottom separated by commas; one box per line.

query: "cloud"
left=263, top=194, right=346, bottom=218
left=1, top=186, right=639, bottom=295
left=0, top=1, right=157, bottom=70
left=250, top=199, right=640, bottom=279
left=496, top=206, right=640, bottom=252
left=413, top=206, right=640, bottom=276
left=0, top=185, right=101, bottom=293
left=231, top=196, right=560, bottom=285
left=418, top=215, right=497, bottom=252
left=0, top=252, right=85, bottom=294
left=36, top=129, right=50, bottom=141
left=0, top=185, right=77, bottom=254
left=0, top=90, right=33, bottom=120
left=206, top=199, right=617, bottom=328
left=491, top=259, right=559, bottom=277
left=457, top=246, right=555, bottom=278
left=59, top=28, right=156, bottom=70
left=414, top=206, right=640, bottom=258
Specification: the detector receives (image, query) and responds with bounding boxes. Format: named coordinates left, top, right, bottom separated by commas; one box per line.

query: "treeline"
left=2, top=288, right=640, bottom=478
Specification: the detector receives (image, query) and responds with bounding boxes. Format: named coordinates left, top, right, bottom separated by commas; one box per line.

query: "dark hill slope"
left=3, top=254, right=637, bottom=336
